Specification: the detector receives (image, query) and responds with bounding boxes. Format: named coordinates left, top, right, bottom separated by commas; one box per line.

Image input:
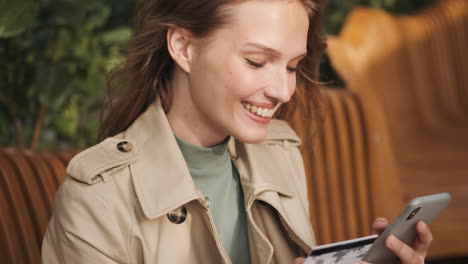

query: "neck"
left=166, top=67, right=228, bottom=148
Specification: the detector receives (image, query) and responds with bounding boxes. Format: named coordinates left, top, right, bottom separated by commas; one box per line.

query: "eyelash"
left=245, top=58, right=297, bottom=73
left=245, top=58, right=265, bottom=68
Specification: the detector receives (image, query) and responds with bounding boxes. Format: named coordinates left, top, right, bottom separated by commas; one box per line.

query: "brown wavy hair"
left=98, top=0, right=328, bottom=141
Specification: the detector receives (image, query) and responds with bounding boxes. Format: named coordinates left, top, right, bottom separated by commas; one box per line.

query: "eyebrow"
left=243, top=42, right=307, bottom=61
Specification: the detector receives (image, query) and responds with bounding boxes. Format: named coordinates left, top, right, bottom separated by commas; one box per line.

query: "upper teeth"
left=242, top=103, right=275, bottom=118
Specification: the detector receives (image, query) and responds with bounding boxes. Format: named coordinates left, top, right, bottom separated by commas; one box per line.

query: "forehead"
left=207, top=0, right=309, bottom=57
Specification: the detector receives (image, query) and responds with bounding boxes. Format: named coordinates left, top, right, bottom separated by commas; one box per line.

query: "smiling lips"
left=241, top=102, right=276, bottom=118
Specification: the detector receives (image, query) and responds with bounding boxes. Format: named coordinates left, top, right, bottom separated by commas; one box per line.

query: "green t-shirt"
left=175, top=136, right=250, bottom=264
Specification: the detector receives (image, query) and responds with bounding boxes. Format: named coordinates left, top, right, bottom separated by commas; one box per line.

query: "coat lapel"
left=123, top=99, right=314, bottom=252
left=125, top=99, right=202, bottom=219
left=231, top=121, right=315, bottom=252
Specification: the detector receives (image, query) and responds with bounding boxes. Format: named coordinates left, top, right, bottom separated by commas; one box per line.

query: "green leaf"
left=0, top=0, right=39, bottom=38
left=100, top=27, right=132, bottom=45
left=50, top=28, right=73, bottom=62
left=85, top=4, right=111, bottom=31
left=53, top=96, right=79, bottom=138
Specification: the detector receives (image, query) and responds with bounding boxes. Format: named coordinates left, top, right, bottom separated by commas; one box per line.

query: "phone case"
left=362, top=193, right=451, bottom=264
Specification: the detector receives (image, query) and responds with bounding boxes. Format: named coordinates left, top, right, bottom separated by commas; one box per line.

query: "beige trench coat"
left=42, top=100, right=316, bottom=264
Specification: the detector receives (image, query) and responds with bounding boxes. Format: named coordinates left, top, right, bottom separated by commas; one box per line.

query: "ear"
left=167, top=27, right=195, bottom=73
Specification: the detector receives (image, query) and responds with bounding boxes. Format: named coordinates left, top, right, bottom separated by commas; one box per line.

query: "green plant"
left=0, top=0, right=133, bottom=149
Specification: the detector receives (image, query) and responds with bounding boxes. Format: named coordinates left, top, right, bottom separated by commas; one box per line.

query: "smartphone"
left=362, top=192, right=451, bottom=264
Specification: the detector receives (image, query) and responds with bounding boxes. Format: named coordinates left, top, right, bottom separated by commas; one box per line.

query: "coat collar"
left=125, top=99, right=298, bottom=219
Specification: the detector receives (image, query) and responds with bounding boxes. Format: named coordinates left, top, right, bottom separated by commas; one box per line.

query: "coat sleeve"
left=42, top=179, right=129, bottom=264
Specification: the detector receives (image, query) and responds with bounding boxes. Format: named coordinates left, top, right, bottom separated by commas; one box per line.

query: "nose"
left=264, top=69, right=295, bottom=103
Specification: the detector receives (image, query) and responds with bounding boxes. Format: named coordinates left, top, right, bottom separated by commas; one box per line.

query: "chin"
left=232, top=128, right=267, bottom=144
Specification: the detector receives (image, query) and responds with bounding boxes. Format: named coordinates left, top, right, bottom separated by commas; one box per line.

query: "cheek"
left=228, top=66, right=269, bottom=96
left=192, top=54, right=268, bottom=102
left=190, top=60, right=225, bottom=96
left=290, top=75, right=297, bottom=93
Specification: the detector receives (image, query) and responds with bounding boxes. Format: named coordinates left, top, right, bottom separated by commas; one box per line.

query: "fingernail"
left=376, top=217, right=387, bottom=223
left=374, top=219, right=387, bottom=227
left=421, top=221, right=427, bottom=230
left=386, top=235, right=400, bottom=249
left=418, top=221, right=427, bottom=231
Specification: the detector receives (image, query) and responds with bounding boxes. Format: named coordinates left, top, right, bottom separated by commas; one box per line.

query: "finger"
left=372, top=217, right=388, bottom=235
left=293, top=257, right=305, bottom=264
left=386, top=235, right=422, bottom=264
left=413, top=221, right=433, bottom=257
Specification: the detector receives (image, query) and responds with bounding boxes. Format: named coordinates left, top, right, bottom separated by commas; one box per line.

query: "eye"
left=286, top=66, right=297, bottom=73
left=245, top=58, right=265, bottom=69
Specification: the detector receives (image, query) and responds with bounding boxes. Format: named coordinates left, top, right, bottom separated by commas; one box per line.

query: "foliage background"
left=0, top=0, right=435, bottom=150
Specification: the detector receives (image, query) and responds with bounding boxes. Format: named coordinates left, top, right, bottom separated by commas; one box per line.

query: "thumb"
left=293, top=257, right=306, bottom=264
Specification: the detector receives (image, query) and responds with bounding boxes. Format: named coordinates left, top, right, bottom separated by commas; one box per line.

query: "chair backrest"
left=326, top=0, right=468, bottom=257
left=289, top=88, right=398, bottom=245
left=0, top=148, right=74, bottom=263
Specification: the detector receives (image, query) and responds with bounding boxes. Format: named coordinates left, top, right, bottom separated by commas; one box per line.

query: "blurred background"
left=0, top=0, right=436, bottom=150
left=1, top=0, right=467, bottom=263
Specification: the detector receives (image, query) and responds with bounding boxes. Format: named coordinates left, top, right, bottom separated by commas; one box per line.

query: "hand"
left=293, top=257, right=305, bottom=264
left=372, top=217, right=389, bottom=235
left=359, top=219, right=433, bottom=264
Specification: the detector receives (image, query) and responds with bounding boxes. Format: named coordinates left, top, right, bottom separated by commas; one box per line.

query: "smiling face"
left=167, top=0, right=309, bottom=147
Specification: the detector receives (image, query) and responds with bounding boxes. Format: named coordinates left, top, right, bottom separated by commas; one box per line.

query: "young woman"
left=42, top=0, right=434, bottom=263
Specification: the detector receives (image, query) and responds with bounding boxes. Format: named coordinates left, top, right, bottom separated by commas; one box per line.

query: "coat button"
left=167, top=206, right=187, bottom=224
left=117, top=141, right=133, bottom=153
